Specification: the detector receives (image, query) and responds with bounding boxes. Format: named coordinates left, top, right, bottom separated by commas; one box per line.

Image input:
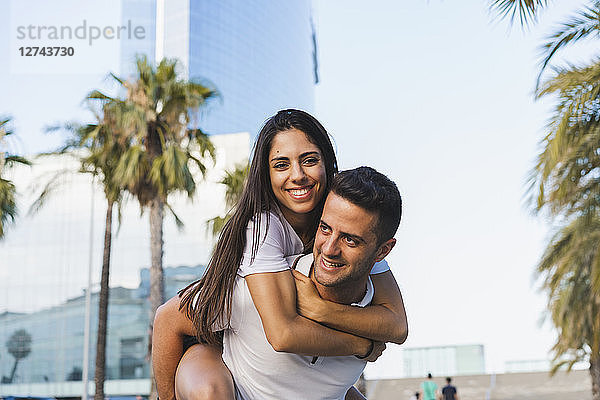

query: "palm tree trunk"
left=591, top=355, right=600, bottom=400
left=149, top=196, right=165, bottom=316
left=94, top=200, right=113, bottom=400
left=148, top=197, right=164, bottom=400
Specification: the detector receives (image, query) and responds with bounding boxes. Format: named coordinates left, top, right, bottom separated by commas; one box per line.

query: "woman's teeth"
left=288, top=187, right=310, bottom=196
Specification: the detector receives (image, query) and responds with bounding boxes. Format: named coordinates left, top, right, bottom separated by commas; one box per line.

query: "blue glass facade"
left=120, top=0, right=156, bottom=77
left=121, top=0, right=316, bottom=140
left=187, top=1, right=316, bottom=137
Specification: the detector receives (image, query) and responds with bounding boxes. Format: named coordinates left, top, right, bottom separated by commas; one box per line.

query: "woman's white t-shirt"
left=238, top=208, right=390, bottom=277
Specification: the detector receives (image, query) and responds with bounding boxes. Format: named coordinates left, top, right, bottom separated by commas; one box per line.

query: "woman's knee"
left=175, top=344, right=234, bottom=400
left=177, top=380, right=232, bottom=400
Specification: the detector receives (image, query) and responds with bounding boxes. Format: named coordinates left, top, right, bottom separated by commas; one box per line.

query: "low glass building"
left=402, top=344, right=486, bottom=378
left=0, top=265, right=203, bottom=392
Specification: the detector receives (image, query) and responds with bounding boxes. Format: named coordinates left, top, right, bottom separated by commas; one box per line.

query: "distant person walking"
left=420, top=373, right=438, bottom=400
left=442, top=377, right=458, bottom=400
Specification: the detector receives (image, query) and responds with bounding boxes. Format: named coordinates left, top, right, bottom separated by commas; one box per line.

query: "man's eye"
left=320, top=224, right=331, bottom=233
left=343, top=236, right=357, bottom=246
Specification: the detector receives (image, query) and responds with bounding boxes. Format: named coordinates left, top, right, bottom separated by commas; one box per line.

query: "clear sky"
left=1, top=0, right=595, bottom=378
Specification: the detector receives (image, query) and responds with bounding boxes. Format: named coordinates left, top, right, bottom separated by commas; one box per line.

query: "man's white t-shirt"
left=237, top=208, right=390, bottom=277
left=222, top=253, right=374, bottom=400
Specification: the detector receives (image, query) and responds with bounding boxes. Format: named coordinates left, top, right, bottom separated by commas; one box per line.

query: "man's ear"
left=374, top=238, right=396, bottom=262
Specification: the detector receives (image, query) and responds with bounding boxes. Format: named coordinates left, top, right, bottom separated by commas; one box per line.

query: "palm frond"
left=114, top=145, right=150, bottom=197
left=149, top=145, right=196, bottom=198
left=4, top=155, right=31, bottom=168
left=27, top=168, right=73, bottom=216
left=204, top=162, right=249, bottom=238
left=490, top=0, right=548, bottom=27
left=0, top=116, right=30, bottom=239
left=220, top=161, right=249, bottom=208
left=165, top=201, right=184, bottom=231
left=0, top=117, right=14, bottom=137
left=108, top=72, right=125, bottom=86
left=189, top=129, right=216, bottom=162
left=87, top=90, right=115, bottom=102
left=0, top=178, right=17, bottom=239
left=537, top=5, right=600, bottom=85
left=206, top=215, right=228, bottom=238
left=530, top=59, right=600, bottom=216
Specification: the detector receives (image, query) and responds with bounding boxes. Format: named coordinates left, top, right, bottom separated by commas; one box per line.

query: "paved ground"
left=366, top=370, right=591, bottom=400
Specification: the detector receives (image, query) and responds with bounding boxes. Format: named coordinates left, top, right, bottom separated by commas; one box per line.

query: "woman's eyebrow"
left=300, top=151, right=320, bottom=158
left=270, top=151, right=319, bottom=162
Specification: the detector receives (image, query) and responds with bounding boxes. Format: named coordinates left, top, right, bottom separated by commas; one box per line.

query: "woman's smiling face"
left=268, top=128, right=327, bottom=225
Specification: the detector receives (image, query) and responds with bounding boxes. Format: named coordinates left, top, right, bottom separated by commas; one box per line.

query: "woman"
left=152, top=109, right=407, bottom=399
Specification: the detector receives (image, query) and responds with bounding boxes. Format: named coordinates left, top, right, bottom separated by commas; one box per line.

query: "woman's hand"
left=292, top=269, right=326, bottom=321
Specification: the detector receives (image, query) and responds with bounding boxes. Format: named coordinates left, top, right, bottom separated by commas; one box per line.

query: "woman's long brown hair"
left=178, top=109, right=338, bottom=345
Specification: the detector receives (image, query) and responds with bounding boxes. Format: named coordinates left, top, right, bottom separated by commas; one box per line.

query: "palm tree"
left=490, top=2, right=600, bottom=397
left=206, top=161, right=249, bottom=237
left=34, top=112, right=126, bottom=400
left=87, top=55, right=217, bottom=397
left=529, top=64, right=600, bottom=392
left=76, top=115, right=126, bottom=400
left=5, top=329, right=32, bottom=383
left=0, top=117, right=30, bottom=239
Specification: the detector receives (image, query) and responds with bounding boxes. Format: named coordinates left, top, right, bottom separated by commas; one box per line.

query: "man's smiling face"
left=312, top=193, right=381, bottom=289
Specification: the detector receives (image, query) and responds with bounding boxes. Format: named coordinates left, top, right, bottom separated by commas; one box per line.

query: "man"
left=154, top=167, right=404, bottom=399
left=420, top=373, right=439, bottom=400
left=442, top=377, right=458, bottom=400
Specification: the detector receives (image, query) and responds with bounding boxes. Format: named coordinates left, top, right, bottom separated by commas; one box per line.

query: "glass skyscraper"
left=120, top=0, right=317, bottom=139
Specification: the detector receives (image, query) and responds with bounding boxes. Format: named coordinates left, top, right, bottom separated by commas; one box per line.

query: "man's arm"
left=293, top=270, right=408, bottom=344
left=152, top=295, right=197, bottom=400
left=245, top=270, right=374, bottom=357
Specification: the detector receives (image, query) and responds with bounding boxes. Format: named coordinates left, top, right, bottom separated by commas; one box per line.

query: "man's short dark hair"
left=427, top=373, right=433, bottom=379
left=446, top=377, right=452, bottom=383
left=330, top=166, right=402, bottom=243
